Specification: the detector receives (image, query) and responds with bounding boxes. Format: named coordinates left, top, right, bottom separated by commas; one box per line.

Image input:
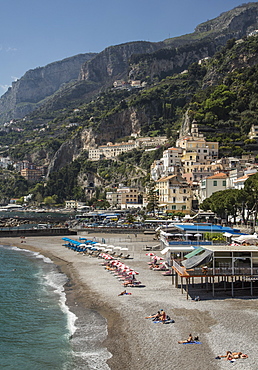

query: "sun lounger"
left=122, top=254, right=131, bottom=259
left=116, top=253, right=123, bottom=258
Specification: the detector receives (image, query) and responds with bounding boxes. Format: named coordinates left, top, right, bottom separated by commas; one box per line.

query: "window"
left=213, top=180, right=217, bottom=186
left=182, top=205, right=186, bottom=210
left=223, top=180, right=226, bottom=186
left=172, top=205, right=176, bottom=210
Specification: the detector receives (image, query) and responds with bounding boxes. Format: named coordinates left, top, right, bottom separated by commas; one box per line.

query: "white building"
left=199, top=172, right=228, bottom=203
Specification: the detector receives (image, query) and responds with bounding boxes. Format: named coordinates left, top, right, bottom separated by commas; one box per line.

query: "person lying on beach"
left=118, top=290, right=132, bottom=296
left=178, top=334, right=194, bottom=344
left=218, top=351, right=248, bottom=360
left=145, top=311, right=161, bottom=319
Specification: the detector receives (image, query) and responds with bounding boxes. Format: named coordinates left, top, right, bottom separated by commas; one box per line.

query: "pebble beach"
left=1, top=233, right=258, bottom=370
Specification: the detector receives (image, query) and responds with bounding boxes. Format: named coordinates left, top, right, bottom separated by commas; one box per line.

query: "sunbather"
left=118, top=290, right=131, bottom=296
left=178, top=334, right=194, bottom=344
left=145, top=311, right=161, bottom=319
left=218, top=351, right=248, bottom=360
left=160, top=310, right=167, bottom=323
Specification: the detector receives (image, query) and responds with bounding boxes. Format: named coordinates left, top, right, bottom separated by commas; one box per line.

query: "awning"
left=182, top=250, right=213, bottom=269
left=184, top=247, right=204, bottom=259
left=160, top=246, right=194, bottom=255
left=232, top=234, right=258, bottom=243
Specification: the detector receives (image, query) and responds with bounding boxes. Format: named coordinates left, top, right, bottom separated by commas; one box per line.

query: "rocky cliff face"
left=0, top=53, right=96, bottom=124
left=128, top=42, right=216, bottom=82
left=93, top=107, right=145, bottom=145
left=47, top=107, right=147, bottom=174
left=47, top=132, right=85, bottom=176
left=195, top=3, right=258, bottom=36
left=79, top=41, right=163, bottom=83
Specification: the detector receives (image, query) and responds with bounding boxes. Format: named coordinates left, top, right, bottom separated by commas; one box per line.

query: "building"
left=20, top=168, right=43, bottom=182
left=199, top=172, right=228, bottom=202
left=176, top=121, right=219, bottom=160
left=117, top=186, right=142, bottom=209
left=248, top=124, right=258, bottom=139
left=65, top=200, right=85, bottom=209
left=89, top=141, right=137, bottom=160
left=106, top=191, right=119, bottom=208
left=155, top=173, right=192, bottom=213
left=89, top=136, right=168, bottom=161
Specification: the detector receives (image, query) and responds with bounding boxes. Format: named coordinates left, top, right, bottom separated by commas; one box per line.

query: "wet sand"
left=1, top=233, right=258, bottom=370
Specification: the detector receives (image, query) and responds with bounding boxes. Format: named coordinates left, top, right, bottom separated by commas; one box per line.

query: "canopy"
left=184, top=247, right=204, bottom=259
left=160, top=246, right=194, bottom=255
left=182, top=250, right=213, bottom=269
left=232, top=234, right=258, bottom=244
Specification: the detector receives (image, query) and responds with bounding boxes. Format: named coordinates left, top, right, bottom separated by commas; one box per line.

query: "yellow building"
left=156, top=173, right=192, bottom=213
left=176, top=122, right=219, bottom=161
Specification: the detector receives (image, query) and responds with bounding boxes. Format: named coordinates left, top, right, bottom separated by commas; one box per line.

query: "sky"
left=0, top=0, right=255, bottom=95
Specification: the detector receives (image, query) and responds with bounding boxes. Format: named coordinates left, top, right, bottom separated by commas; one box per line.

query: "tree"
left=146, top=182, right=159, bottom=216
left=44, top=196, right=56, bottom=208
left=201, top=189, right=240, bottom=223
left=243, top=173, right=258, bottom=229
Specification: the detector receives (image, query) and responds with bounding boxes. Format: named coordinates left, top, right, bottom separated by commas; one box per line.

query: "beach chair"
left=116, top=253, right=123, bottom=258
left=122, top=254, right=131, bottom=259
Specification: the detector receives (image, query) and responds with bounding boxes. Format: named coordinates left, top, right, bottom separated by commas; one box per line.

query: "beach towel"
left=153, top=319, right=175, bottom=324
left=180, top=341, right=202, bottom=344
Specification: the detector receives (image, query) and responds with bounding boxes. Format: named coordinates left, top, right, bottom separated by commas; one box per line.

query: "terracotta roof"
left=206, top=172, right=228, bottom=179
left=234, top=173, right=255, bottom=183
left=156, top=175, right=176, bottom=182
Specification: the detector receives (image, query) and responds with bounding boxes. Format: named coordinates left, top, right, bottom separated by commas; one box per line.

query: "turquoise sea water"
left=0, top=245, right=111, bottom=369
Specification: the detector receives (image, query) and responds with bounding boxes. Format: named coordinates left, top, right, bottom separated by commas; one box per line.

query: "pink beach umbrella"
left=128, top=270, right=139, bottom=275
left=152, top=256, right=164, bottom=260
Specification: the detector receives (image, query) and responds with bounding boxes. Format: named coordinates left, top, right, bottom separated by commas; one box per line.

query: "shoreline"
left=1, top=235, right=258, bottom=370
left=0, top=235, right=138, bottom=369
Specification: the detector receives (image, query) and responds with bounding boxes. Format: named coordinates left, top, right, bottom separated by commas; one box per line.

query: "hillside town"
left=1, top=121, right=258, bottom=216
left=86, top=121, right=258, bottom=214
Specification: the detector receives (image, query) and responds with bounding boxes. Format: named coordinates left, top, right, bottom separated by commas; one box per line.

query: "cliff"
left=79, top=41, right=162, bottom=83
left=0, top=53, right=96, bottom=124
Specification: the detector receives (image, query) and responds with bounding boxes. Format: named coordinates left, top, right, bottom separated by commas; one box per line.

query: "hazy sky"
left=0, top=0, right=254, bottom=95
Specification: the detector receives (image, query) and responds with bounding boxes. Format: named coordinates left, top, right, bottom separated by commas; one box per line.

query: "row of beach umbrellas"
left=62, top=237, right=128, bottom=252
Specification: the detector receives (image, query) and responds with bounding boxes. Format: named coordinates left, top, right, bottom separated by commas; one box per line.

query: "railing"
left=187, top=267, right=258, bottom=276
left=168, top=241, right=212, bottom=246
left=173, top=260, right=185, bottom=275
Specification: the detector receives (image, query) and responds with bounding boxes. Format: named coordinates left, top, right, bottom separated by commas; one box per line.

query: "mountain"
left=0, top=53, right=96, bottom=124
left=1, top=3, right=258, bottom=125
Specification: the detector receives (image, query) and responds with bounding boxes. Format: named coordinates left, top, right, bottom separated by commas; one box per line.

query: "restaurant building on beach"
left=171, top=243, right=258, bottom=299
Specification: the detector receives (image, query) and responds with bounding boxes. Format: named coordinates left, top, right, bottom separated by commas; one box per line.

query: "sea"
left=0, top=244, right=111, bottom=369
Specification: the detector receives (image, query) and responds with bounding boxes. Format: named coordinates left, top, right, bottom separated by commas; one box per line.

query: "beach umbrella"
left=175, top=233, right=183, bottom=236
left=128, top=270, right=139, bottom=275
left=120, top=247, right=128, bottom=251
left=194, top=233, right=202, bottom=237
left=146, top=252, right=155, bottom=256
left=113, top=246, right=122, bottom=250
left=152, top=255, right=164, bottom=260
